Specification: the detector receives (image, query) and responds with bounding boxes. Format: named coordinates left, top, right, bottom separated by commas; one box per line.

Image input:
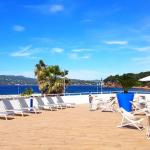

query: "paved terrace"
left=0, top=104, right=150, bottom=150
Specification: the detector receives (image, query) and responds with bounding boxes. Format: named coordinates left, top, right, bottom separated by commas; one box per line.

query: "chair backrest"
left=109, top=99, right=116, bottom=105
left=107, top=96, right=115, bottom=103
left=146, top=101, right=150, bottom=112
left=18, top=97, right=28, bottom=108
left=2, top=100, right=14, bottom=110
left=36, top=97, right=45, bottom=105
left=47, top=97, right=55, bottom=104
left=56, top=96, right=64, bottom=103
left=138, top=95, right=146, bottom=104
left=119, top=107, right=135, bottom=120
left=0, top=101, right=6, bottom=112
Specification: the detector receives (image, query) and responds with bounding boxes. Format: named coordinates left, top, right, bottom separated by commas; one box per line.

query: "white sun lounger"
left=0, top=101, right=12, bottom=120
left=145, top=112, right=150, bottom=139
left=2, top=99, right=27, bottom=117
left=131, top=100, right=146, bottom=115
left=117, top=108, right=144, bottom=131
left=56, top=96, right=75, bottom=108
left=17, top=97, right=40, bottom=114
left=45, top=96, right=66, bottom=109
left=99, top=98, right=116, bottom=112
left=35, top=97, right=57, bottom=111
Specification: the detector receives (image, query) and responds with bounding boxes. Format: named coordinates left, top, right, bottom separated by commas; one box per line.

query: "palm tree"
left=35, top=60, right=69, bottom=94
left=35, top=60, right=47, bottom=93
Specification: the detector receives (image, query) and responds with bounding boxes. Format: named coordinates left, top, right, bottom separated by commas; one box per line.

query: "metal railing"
left=1, top=90, right=150, bottom=99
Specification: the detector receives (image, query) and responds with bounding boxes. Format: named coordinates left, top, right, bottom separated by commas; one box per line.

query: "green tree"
left=117, top=74, right=137, bottom=93
left=104, top=71, right=150, bottom=88
left=21, top=88, right=33, bottom=96
left=35, top=60, right=69, bottom=94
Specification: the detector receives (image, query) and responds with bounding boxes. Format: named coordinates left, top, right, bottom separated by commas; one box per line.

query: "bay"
left=0, top=85, right=150, bottom=95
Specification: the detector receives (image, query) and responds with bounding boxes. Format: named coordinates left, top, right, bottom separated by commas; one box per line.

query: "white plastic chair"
left=0, top=101, right=11, bottom=120
left=117, top=108, right=144, bottom=131
left=16, top=97, right=40, bottom=114
left=99, top=98, right=116, bottom=112
left=56, top=96, right=75, bottom=108
left=35, top=97, right=57, bottom=111
left=2, top=99, right=27, bottom=117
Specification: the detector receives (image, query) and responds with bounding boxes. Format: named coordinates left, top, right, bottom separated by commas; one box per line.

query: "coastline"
left=0, top=85, right=150, bottom=96
left=133, top=86, right=150, bottom=90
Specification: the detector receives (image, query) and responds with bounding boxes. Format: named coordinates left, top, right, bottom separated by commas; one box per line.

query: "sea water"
left=0, top=85, right=150, bottom=95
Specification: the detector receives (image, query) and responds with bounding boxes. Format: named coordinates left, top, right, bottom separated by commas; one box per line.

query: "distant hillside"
left=0, top=75, right=37, bottom=85
left=2, top=71, right=150, bottom=86
left=0, top=75, right=100, bottom=85
left=104, top=71, right=150, bottom=88
left=70, top=79, right=101, bottom=85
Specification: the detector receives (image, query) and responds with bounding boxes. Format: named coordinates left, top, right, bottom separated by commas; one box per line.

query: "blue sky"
left=0, top=0, right=150, bottom=80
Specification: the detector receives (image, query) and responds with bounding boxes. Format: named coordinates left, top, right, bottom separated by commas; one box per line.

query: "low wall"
left=1, top=93, right=150, bottom=105
left=62, top=93, right=150, bottom=104
left=62, top=94, right=116, bottom=104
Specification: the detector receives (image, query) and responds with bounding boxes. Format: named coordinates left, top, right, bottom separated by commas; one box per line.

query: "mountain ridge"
left=1, top=71, right=150, bottom=86
left=0, top=75, right=101, bottom=85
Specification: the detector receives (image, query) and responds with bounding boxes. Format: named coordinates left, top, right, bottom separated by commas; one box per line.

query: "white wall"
left=2, top=93, right=150, bottom=107
left=62, top=94, right=116, bottom=104
left=62, top=93, right=150, bottom=104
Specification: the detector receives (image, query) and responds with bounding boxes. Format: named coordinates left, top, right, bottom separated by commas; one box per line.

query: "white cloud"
left=21, top=71, right=35, bottom=78
left=71, top=48, right=93, bottom=53
left=13, top=25, right=25, bottom=32
left=11, top=50, right=30, bottom=57
left=32, top=37, right=53, bottom=43
left=68, top=53, right=78, bottom=59
left=69, top=48, right=93, bottom=59
left=0, top=71, right=35, bottom=78
left=68, top=53, right=90, bottom=60
left=80, top=55, right=90, bottom=59
left=132, top=56, right=150, bottom=64
left=24, top=4, right=64, bottom=14
left=10, top=45, right=43, bottom=58
left=133, top=47, right=150, bottom=52
left=104, top=40, right=128, bottom=45
left=51, top=47, right=64, bottom=53
left=11, top=45, right=32, bottom=57
left=49, top=4, right=64, bottom=13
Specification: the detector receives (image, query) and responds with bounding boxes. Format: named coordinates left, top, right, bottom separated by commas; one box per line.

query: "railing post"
left=30, top=96, right=33, bottom=111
